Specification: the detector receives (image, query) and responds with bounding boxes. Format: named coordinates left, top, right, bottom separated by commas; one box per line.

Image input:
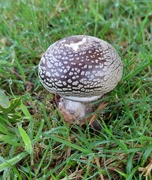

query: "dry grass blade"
left=94, top=156, right=105, bottom=180
left=50, top=0, right=63, bottom=18
left=60, top=166, right=83, bottom=180
left=89, top=102, right=108, bottom=125
left=139, top=159, right=152, bottom=180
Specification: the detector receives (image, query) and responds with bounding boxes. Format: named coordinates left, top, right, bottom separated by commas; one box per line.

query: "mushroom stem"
left=58, top=98, right=96, bottom=124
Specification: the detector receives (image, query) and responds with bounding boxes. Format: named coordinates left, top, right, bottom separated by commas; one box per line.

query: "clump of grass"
left=0, top=0, right=152, bottom=179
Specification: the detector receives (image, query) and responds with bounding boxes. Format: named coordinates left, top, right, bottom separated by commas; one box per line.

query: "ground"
left=0, top=0, right=152, bottom=179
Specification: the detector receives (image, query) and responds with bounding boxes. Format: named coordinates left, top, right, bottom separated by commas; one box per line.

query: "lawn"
left=0, top=0, right=152, bottom=179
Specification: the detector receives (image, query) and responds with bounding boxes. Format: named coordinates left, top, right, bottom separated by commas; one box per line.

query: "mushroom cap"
left=38, top=35, right=123, bottom=102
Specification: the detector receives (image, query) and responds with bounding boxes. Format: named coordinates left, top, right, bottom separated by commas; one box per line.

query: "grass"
left=0, top=0, right=152, bottom=179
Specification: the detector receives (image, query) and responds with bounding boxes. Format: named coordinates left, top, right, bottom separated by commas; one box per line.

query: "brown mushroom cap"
left=38, top=35, right=123, bottom=102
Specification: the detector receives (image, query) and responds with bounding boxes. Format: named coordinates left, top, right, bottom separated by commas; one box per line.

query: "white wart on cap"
left=38, top=35, right=123, bottom=102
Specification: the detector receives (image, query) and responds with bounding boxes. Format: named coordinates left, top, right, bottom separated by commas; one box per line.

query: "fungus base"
left=58, top=98, right=96, bottom=124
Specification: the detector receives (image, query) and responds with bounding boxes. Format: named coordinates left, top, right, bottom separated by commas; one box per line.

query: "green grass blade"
left=126, top=152, right=134, bottom=174
left=20, top=103, right=32, bottom=120
left=0, top=134, right=19, bottom=146
left=48, top=135, right=91, bottom=154
left=0, top=152, right=27, bottom=172
left=18, top=126, right=33, bottom=154
left=141, top=144, right=152, bottom=165
left=0, top=89, right=10, bottom=108
left=102, top=121, right=128, bottom=153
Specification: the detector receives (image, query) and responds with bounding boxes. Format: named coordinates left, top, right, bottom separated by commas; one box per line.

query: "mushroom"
left=38, top=35, right=123, bottom=124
